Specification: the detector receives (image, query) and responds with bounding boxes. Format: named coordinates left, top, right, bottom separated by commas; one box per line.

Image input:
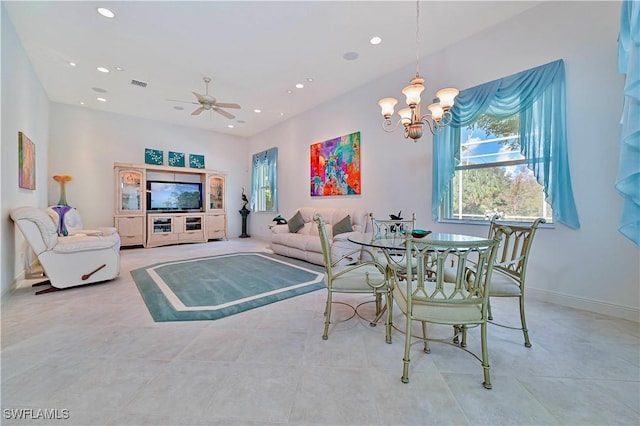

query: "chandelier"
left=377, top=0, right=459, bottom=141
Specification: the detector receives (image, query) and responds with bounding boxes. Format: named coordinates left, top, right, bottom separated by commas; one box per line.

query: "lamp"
left=378, top=1, right=458, bottom=141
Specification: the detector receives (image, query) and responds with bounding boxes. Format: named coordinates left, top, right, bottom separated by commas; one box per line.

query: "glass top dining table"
left=347, top=232, right=488, bottom=250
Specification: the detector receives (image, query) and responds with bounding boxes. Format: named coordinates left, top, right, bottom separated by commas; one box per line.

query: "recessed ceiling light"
left=295, top=83, right=304, bottom=89
left=97, top=97, right=106, bottom=102
left=307, top=78, right=314, bottom=82
left=227, top=124, right=234, bottom=129
left=370, top=36, right=382, bottom=45
left=254, top=109, right=261, bottom=113
left=68, top=61, right=76, bottom=67
left=97, top=7, right=115, bottom=19
left=286, top=90, right=293, bottom=94
left=280, top=112, right=285, bottom=117
left=343, top=51, right=359, bottom=61
left=115, top=66, right=124, bottom=71
left=80, top=101, right=85, bottom=105
left=97, top=67, right=109, bottom=73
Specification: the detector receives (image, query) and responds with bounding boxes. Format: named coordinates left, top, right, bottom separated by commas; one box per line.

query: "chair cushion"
left=489, top=270, right=522, bottom=296
left=332, top=215, right=353, bottom=236
left=288, top=210, right=304, bottom=233
left=52, top=234, right=119, bottom=253
left=329, top=264, right=385, bottom=291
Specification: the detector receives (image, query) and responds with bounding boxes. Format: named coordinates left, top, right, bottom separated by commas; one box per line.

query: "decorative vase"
left=53, top=175, right=73, bottom=206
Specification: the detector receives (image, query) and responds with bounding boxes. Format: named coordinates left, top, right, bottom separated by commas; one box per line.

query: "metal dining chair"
left=313, top=214, right=390, bottom=343
left=368, top=212, right=416, bottom=270
left=389, top=230, right=504, bottom=389
left=486, top=217, right=545, bottom=347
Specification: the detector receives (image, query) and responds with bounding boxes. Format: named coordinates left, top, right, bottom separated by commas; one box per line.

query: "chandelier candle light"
left=378, top=0, right=458, bottom=141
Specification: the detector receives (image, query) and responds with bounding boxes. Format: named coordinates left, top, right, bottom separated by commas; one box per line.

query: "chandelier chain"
left=415, top=0, right=420, bottom=78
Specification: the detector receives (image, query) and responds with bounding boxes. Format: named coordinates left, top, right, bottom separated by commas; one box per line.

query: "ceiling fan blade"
left=213, top=107, right=235, bottom=119
left=192, top=92, right=207, bottom=104
left=215, top=102, right=241, bottom=109
left=167, top=99, right=199, bottom=105
left=191, top=107, right=205, bottom=116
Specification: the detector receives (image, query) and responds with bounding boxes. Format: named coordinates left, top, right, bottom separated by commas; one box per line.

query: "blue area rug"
left=131, top=252, right=325, bottom=322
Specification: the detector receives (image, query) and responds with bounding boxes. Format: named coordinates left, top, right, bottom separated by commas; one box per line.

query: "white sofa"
left=270, top=207, right=371, bottom=266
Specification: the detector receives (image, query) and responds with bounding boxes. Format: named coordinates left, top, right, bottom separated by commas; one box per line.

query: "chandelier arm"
left=422, top=118, right=436, bottom=136
left=381, top=118, right=404, bottom=133
left=437, top=110, right=455, bottom=127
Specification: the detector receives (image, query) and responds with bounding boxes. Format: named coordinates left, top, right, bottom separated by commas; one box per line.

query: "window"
left=442, top=114, right=553, bottom=223
left=250, top=147, right=277, bottom=213
left=433, top=60, right=580, bottom=229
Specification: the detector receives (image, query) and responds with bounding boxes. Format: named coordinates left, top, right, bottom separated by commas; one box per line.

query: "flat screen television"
left=147, top=180, right=203, bottom=212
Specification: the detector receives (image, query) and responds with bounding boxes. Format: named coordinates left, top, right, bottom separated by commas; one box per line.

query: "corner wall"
left=48, top=105, right=248, bottom=232
left=1, top=5, right=50, bottom=296
left=247, top=1, right=639, bottom=321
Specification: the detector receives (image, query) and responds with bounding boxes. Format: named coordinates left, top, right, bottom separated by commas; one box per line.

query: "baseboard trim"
left=528, top=287, right=640, bottom=323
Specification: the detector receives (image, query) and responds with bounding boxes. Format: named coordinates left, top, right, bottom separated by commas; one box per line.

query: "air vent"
left=130, top=79, right=147, bottom=88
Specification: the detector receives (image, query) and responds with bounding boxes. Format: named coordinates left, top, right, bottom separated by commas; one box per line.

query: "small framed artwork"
left=168, top=151, right=185, bottom=167
left=145, top=148, right=163, bottom=165
left=18, top=132, right=36, bottom=190
left=189, top=154, right=205, bottom=169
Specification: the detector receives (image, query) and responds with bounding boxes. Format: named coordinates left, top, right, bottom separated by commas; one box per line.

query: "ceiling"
left=4, top=1, right=543, bottom=138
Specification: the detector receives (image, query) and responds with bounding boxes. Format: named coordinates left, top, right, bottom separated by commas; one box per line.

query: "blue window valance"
left=433, top=59, right=580, bottom=229
left=615, top=0, right=640, bottom=247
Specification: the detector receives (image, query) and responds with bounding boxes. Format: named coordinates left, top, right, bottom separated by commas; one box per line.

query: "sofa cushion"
left=288, top=210, right=304, bottom=233
left=333, top=215, right=353, bottom=236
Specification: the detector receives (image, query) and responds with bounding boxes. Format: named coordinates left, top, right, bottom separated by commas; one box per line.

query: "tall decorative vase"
left=52, top=175, right=73, bottom=236
left=53, top=175, right=73, bottom=206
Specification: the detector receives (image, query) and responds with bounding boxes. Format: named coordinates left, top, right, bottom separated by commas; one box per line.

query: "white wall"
left=3, top=1, right=638, bottom=321
left=1, top=5, right=50, bottom=296
left=247, top=1, right=640, bottom=321
left=48, top=105, right=248, bottom=232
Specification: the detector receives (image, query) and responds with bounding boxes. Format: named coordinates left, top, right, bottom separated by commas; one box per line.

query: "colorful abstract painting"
left=310, top=131, right=361, bottom=196
left=18, top=132, right=35, bottom=190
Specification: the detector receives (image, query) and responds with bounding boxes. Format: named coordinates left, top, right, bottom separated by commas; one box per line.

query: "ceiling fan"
left=169, top=77, right=241, bottom=119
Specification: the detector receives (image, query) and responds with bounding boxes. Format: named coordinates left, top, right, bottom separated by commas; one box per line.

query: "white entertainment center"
left=114, top=162, right=227, bottom=248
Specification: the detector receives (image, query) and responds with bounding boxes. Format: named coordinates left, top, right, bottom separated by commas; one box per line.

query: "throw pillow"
left=288, top=210, right=305, bottom=233
left=332, top=215, right=353, bottom=236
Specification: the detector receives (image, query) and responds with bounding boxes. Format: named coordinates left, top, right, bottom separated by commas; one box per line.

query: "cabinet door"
left=115, top=168, right=144, bottom=214
left=115, top=216, right=144, bottom=246
left=206, top=214, right=227, bottom=240
left=207, top=175, right=225, bottom=211
left=151, top=216, right=174, bottom=234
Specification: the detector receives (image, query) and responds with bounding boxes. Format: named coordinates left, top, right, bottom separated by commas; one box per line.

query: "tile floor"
left=2, top=238, right=639, bottom=425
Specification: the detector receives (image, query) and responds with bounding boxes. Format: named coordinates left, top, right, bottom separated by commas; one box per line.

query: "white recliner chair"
left=10, top=206, right=121, bottom=294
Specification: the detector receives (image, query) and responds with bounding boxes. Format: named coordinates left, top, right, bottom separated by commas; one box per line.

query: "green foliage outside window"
left=445, top=115, right=553, bottom=223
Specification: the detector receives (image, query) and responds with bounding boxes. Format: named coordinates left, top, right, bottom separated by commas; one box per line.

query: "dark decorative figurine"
left=241, top=187, right=249, bottom=209
left=272, top=215, right=287, bottom=225
left=389, top=211, right=403, bottom=221
left=389, top=211, right=404, bottom=233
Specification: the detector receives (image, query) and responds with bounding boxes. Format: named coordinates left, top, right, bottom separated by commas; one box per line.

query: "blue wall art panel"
left=145, top=148, right=163, bottom=165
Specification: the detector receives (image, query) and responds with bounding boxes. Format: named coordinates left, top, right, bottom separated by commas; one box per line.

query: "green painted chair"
left=389, top=231, right=503, bottom=389
left=314, top=214, right=390, bottom=343
left=486, top=217, right=545, bottom=347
